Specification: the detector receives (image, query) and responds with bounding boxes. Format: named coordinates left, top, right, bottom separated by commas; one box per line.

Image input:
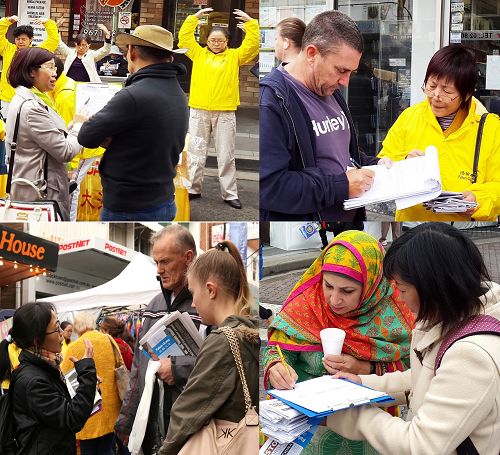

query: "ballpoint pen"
left=349, top=157, right=362, bottom=169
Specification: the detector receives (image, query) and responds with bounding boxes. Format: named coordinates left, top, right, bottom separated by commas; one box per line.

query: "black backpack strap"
left=470, top=113, right=488, bottom=184
left=456, top=436, right=480, bottom=455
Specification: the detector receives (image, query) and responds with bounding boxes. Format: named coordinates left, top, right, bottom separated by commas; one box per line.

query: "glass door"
left=448, top=0, right=500, bottom=114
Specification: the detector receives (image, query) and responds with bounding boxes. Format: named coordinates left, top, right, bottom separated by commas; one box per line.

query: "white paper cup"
left=320, top=328, right=346, bottom=355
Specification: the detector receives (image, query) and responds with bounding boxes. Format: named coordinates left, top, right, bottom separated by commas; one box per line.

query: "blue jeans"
left=100, top=200, right=176, bottom=221
left=79, top=432, right=115, bottom=455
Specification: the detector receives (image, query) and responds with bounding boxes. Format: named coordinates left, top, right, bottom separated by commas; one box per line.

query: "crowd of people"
left=0, top=9, right=259, bottom=221
left=0, top=225, right=259, bottom=454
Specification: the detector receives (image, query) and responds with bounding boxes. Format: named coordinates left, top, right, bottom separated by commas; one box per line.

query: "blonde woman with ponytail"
left=158, top=240, right=260, bottom=455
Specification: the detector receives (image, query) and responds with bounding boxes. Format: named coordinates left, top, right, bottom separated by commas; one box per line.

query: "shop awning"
left=0, top=225, right=58, bottom=286
left=57, top=237, right=137, bottom=281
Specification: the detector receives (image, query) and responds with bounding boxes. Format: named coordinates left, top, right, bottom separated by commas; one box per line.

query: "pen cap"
left=320, top=328, right=346, bottom=355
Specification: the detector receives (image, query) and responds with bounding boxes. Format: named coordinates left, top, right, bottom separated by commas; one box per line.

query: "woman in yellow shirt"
left=61, top=312, right=123, bottom=454
left=179, top=8, right=259, bottom=209
left=378, top=44, right=500, bottom=221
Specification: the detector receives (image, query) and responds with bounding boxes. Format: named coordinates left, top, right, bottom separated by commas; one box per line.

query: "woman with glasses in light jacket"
left=378, top=44, right=500, bottom=221
left=57, top=24, right=112, bottom=82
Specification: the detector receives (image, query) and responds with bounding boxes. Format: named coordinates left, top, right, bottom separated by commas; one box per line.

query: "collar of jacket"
left=125, top=62, right=187, bottom=86
left=18, top=349, right=63, bottom=378
left=171, top=285, right=192, bottom=311
left=217, top=315, right=260, bottom=345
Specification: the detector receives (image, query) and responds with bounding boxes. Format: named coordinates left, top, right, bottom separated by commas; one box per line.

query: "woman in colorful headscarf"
left=262, top=230, right=415, bottom=454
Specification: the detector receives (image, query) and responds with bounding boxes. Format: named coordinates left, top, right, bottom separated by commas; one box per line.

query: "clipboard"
left=268, top=376, right=395, bottom=418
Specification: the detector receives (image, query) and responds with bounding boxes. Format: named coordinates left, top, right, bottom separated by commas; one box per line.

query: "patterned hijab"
left=268, top=230, right=415, bottom=363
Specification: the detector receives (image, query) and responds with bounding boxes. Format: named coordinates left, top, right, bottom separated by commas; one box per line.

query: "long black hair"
left=383, top=223, right=489, bottom=338
left=11, top=302, right=56, bottom=350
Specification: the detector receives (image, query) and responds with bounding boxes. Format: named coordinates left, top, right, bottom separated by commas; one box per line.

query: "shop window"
left=70, top=0, right=138, bottom=44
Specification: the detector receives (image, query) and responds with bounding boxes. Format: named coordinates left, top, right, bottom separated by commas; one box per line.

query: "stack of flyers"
left=65, top=368, right=102, bottom=416
left=139, top=311, right=203, bottom=360
left=423, top=192, right=478, bottom=213
left=260, top=399, right=311, bottom=444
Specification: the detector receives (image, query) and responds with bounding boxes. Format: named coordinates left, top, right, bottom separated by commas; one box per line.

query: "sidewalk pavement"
left=190, top=106, right=259, bottom=220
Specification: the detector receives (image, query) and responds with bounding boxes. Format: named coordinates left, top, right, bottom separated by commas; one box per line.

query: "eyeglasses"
left=39, top=63, right=56, bottom=72
left=76, top=43, right=89, bottom=48
left=421, top=85, right=460, bottom=104
left=207, top=39, right=227, bottom=44
left=45, top=321, right=62, bottom=335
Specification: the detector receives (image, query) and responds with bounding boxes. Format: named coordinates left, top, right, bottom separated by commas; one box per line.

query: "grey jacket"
left=115, top=288, right=198, bottom=451
left=5, top=86, right=82, bottom=220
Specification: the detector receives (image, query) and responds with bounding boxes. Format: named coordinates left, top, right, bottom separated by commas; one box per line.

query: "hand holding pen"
left=346, top=157, right=375, bottom=198
left=268, top=345, right=298, bottom=390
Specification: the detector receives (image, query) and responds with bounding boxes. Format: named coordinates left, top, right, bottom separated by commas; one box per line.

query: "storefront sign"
left=37, top=267, right=106, bottom=294
left=18, top=0, right=52, bottom=46
left=211, top=224, right=226, bottom=246
left=450, top=3, right=464, bottom=13
left=58, top=237, right=135, bottom=260
left=0, top=225, right=58, bottom=270
left=461, top=30, right=500, bottom=40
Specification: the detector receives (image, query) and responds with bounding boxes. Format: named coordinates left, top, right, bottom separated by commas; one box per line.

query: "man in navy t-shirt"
left=260, top=10, right=391, bottom=221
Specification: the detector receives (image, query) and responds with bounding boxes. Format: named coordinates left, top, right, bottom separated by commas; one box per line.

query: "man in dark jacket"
left=260, top=11, right=391, bottom=221
left=77, top=25, right=189, bottom=221
left=115, top=224, right=199, bottom=454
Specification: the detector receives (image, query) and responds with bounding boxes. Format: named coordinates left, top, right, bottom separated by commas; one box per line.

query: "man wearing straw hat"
left=77, top=25, right=189, bottom=221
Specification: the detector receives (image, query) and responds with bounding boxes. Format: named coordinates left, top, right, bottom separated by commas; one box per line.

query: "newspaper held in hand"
left=65, top=368, right=102, bottom=416
left=139, top=311, right=203, bottom=359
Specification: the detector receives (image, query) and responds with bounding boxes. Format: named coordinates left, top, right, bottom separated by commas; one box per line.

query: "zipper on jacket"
left=275, top=90, right=323, bottom=222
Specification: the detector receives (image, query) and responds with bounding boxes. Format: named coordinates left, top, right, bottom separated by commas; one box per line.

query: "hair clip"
left=216, top=242, right=226, bottom=251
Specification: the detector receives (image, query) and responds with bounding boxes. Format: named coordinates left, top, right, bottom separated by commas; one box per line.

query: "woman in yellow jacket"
left=179, top=8, right=259, bottom=210
left=61, top=312, right=123, bottom=455
left=0, top=15, right=59, bottom=116
left=378, top=44, right=500, bottom=221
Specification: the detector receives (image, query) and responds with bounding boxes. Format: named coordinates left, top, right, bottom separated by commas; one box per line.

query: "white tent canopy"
left=38, top=253, right=160, bottom=315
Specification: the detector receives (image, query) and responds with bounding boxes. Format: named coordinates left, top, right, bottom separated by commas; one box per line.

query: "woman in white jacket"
left=58, top=23, right=112, bottom=82
left=327, top=222, right=500, bottom=455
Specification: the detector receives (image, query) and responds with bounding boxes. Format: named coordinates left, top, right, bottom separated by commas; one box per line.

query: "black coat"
left=78, top=62, right=189, bottom=212
left=11, top=350, right=97, bottom=454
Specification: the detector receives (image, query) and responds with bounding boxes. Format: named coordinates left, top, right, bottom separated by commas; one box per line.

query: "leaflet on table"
left=65, top=368, right=102, bottom=416
left=259, top=421, right=320, bottom=455
left=268, top=375, right=393, bottom=418
left=344, top=146, right=441, bottom=210
left=139, top=311, right=204, bottom=359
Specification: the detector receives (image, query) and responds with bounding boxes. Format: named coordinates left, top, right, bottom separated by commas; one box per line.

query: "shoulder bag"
left=107, top=335, right=130, bottom=401
left=178, top=326, right=259, bottom=455
left=470, top=113, right=488, bottom=184
left=0, top=100, right=63, bottom=221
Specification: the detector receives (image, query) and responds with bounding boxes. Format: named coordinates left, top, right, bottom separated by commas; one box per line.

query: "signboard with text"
left=18, top=0, right=51, bottom=46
